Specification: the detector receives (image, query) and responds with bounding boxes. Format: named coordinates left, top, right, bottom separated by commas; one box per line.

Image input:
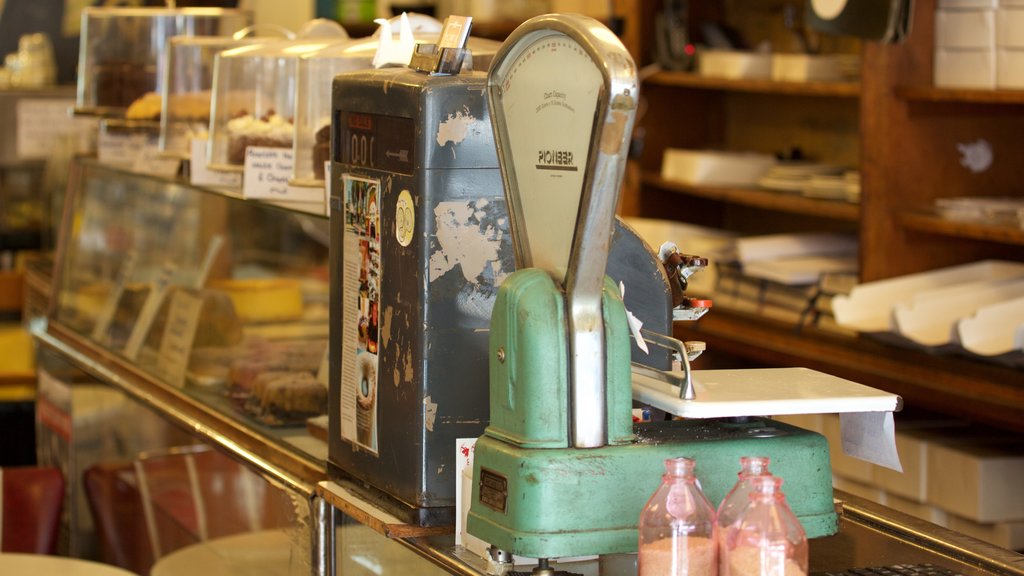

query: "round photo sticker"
left=396, top=189, right=414, bottom=247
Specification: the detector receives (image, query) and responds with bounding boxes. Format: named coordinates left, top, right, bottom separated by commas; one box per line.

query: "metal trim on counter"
left=832, top=491, right=1024, bottom=576
left=34, top=321, right=326, bottom=498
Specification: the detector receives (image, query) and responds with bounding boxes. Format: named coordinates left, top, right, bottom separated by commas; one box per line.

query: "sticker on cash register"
left=339, top=174, right=381, bottom=455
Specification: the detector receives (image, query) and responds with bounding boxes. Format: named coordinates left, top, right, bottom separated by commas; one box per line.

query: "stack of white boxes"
left=935, top=0, right=1024, bottom=88
left=935, top=0, right=997, bottom=88
left=997, top=1, right=1024, bottom=87
left=774, top=413, right=1024, bottom=552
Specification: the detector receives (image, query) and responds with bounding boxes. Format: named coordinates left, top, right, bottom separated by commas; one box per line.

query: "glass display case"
left=36, top=157, right=334, bottom=574
left=74, top=7, right=251, bottom=118
left=48, top=158, right=330, bottom=465
left=158, top=35, right=265, bottom=159
left=206, top=25, right=348, bottom=172
left=33, top=158, right=1024, bottom=576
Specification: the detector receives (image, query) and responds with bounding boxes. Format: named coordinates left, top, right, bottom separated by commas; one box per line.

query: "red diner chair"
left=0, top=465, right=65, bottom=554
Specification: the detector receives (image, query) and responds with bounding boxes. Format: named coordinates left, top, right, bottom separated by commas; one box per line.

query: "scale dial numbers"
left=492, top=32, right=604, bottom=284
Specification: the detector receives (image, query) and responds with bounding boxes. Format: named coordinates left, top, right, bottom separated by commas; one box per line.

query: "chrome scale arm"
left=631, top=329, right=705, bottom=401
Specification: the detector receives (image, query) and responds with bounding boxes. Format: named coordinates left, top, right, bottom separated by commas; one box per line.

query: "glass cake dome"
left=206, top=20, right=349, bottom=172
left=158, top=27, right=293, bottom=159
left=75, top=7, right=251, bottom=118
left=290, top=15, right=502, bottom=187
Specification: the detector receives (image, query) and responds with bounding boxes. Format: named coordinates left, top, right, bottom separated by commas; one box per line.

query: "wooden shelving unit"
left=894, top=84, right=1024, bottom=105
left=642, top=173, right=860, bottom=221
left=899, top=210, right=1024, bottom=246
left=646, top=71, right=861, bottom=98
left=676, top=309, right=1024, bottom=434
left=629, top=0, right=1024, bottom=432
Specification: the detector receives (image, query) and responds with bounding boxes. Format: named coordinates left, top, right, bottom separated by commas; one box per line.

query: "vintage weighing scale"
left=466, top=13, right=901, bottom=567
left=327, top=17, right=676, bottom=526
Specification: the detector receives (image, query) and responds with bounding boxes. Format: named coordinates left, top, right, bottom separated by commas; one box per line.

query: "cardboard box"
left=927, top=440, right=1024, bottom=523
left=935, top=8, right=996, bottom=48
left=698, top=50, right=772, bottom=80
left=934, top=47, right=997, bottom=88
left=998, top=5, right=1024, bottom=48
left=947, top=514, right=1024, bottom=551
left=660, top=149, right=776, bottom=187
left=997, top=46, right=1024, bottom=88
left=832, top=475, right=885, bottom=503
left=771, top=54, right=846, bottom=82
left=872, top=417, right=969, bottom=502
left=885, top=492, right=949, bottom=527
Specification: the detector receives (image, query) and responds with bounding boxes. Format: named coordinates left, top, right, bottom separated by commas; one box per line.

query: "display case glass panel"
left=159, top=35, right=269, bottom=159
left=51, top=159, right=330, bottom=463
left=207, top=32, right=348, bottom=172
left=75, top=7, right=251, bottom=118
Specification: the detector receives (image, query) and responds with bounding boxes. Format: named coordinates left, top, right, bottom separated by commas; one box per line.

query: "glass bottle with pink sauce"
left=722, top=475, right=808, bottom=576
left=638, top=457, right=717, bottom=576
left=717, top=456, right=773, bottom=532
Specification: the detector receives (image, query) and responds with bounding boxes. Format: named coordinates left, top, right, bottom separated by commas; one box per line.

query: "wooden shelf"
left=645, top=71, right=861, bottom=98
left=676, top=309, right=1024, bottom=434
left=900, top=210, right=1024, bottom=246
left=894, top=84, right=1024, bottom=105
left=642, top=173, right=861, bottom=222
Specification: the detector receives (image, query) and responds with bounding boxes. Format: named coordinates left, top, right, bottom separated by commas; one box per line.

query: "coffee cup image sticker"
left=356, top=351, right=378, bottom=451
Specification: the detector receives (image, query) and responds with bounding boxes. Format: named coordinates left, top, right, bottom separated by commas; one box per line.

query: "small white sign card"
left=98, top=129, right=155, bottom=167
left=132, top=146, right=182, bottom=178
left=243, top=146, right=326, bottom=203
left=90, top=249, right=139, bottom=345
left=156, top=289, right=205, bottom=388
left=123, top=262, right=177, bottom=361
left=15, top=98, right=92, bottom=160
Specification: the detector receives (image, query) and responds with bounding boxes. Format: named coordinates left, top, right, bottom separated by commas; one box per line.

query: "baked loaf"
left=248, top=371, right=327, bottom=425
left=125, top=91, right=162, bottom=120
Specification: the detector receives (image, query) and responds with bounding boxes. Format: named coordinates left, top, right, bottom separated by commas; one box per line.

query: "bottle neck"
left=663, top=457, right=696, bottom=479
left=738, top=456, right=770, bottom=478
left=747, top=475, right=784, bottom=503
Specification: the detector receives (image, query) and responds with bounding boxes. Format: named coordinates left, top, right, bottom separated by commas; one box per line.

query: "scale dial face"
left=492, top=31, right=605, bottom=284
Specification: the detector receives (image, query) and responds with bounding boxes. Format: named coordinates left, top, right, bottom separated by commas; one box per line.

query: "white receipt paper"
left=840, top=411, right=902, bottom=472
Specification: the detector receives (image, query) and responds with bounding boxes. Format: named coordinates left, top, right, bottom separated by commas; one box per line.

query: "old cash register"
left=326, top=16, right=676, bottom=527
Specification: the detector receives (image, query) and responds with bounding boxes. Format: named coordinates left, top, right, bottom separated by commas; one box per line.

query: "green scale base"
left=468, top=417, right=837, bottom=559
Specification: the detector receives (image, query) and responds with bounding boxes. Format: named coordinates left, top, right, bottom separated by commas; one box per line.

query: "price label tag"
left=132, top=147, right=182, bottom=177
left=189, top=138, right=242, bottom=188
left=156, top=289, right=205, bottom=388
left=98, top=130, right=152, bottom=166
left=243, top=146, right=327, bottom=204
left=123, top=262, right=177, bottom=360
left=90, top=250, right=139, bottom=344
left=15, top=98, right=82, bottom=160
left=243, top=146, right=294, bottom=199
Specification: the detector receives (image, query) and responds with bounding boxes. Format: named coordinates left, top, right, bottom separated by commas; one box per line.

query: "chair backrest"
left=0, top=466, right=65, bottom=554
left=84, top=446, right=292, bottom=575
